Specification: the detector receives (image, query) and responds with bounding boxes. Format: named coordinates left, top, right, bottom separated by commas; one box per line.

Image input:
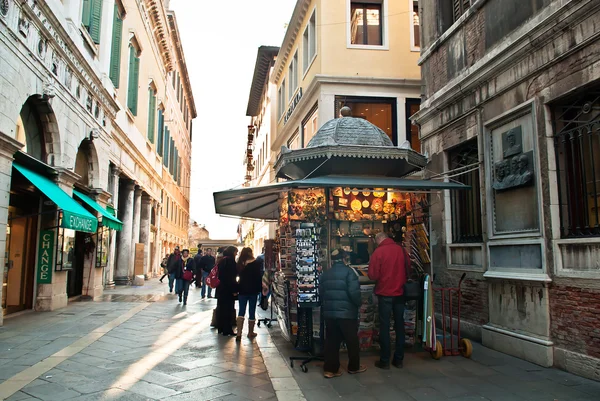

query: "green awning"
left=73, top=190, right=123, bottom=231
left=13, top=163, right=98, bottom=233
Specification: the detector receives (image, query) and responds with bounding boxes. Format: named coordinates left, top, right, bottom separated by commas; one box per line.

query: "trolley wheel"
left=460, top=338, right=473, bottom=358
left=431, top=340, right=443, bottom=360
left=301, top=365, right=308, bottom=373
left=267, top=323, right=272, bottom=328
left=257, top=321, right=261, bottom=327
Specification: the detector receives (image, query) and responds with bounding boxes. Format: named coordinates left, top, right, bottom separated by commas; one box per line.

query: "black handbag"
left=403, top=280, right=421, bottom=301
left=260, top=294, right=269, bottom=311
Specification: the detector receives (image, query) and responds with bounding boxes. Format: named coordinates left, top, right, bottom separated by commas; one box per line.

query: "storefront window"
left=335, top=96, right=397, bottom=145
left=56, top=228, right=76, bottom=271
left=96, top=226, right=110, bottom=268
left=288, top=130, right=301, bottom=150
left=302, top=106, right=318, bottom=147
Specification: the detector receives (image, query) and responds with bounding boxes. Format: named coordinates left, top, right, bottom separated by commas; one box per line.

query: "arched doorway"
left=3, top=96, right=59, bottom=315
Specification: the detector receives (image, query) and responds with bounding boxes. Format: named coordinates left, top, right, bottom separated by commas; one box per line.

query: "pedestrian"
left=235, top=247, right=262, bottom=341
left=320, top=249, right=366, bottom=378
left=216, top=246, right=238, bottom=336
left=165, top=247, right=182, bottom=293
left=176, top=249, right=194, bottom=305
left=368, top=232, right=410, bottom=369
left=159, top=253, right=169, bottom=283
left=199, top=248, right=216, bottom=298
left=193, top=246, right=203, bottom=288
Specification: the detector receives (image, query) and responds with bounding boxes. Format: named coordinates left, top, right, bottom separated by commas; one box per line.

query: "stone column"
left=0, top=133, right=23, bottom=326
left=154, top=202, right=162, bottom=277
left=139, top=195, right=152, bottom=279
left=115, top=179, right=134, bottom=285
left=105, top=166, right=121, bottom=289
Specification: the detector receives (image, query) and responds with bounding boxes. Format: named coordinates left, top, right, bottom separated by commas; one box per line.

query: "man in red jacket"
left=368, top=232, right=410, bottom=369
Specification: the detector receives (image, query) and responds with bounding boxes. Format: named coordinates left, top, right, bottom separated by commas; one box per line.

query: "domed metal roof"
left=307, top=108, right=394, bottom=148
left=274, top=107, right=427, bottom=180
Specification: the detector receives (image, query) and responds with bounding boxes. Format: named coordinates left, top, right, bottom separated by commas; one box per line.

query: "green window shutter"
left=89, top=0, right=103, bottom=44
left=147, top=90, right=156, bottom=143
left=170, top=139, right=175, bottom=175
left=82, top=0, right=92, bottom=28
left=127, top=47, right=140, bottom=115
left=109, top=5, right=123, bottom=87
left=157, top=109, right=164, bottom=155
left=163, top=128, right=170, bottom=168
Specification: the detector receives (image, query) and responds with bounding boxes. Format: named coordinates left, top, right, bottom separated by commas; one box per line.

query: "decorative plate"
left=373, top=189, right=386, bottom=198
left=351, top=199, right=362, bottom=211
left=344, top=187, right=351, bottom=195
left=362, top=191, right=371, bottom=197
left=352, top=188, right=359, bottom=196
left=362, top=200, right=370, bottom=208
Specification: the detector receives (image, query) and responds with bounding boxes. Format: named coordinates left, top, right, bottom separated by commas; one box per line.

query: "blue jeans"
left=201, top=271, right=212, bottom=298
left=238, top=294, right=258, bottom=320
left=378, top=295, right=405, bottom=364
left=176, top=279, right=190, bottom=303
left=168, top=273, right=175, bottom=292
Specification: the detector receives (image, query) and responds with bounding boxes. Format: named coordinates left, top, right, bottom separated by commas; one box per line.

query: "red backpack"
left=206, top=264, right=220, bottom=288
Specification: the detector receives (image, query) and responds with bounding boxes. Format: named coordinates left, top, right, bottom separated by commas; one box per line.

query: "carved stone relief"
left=18, top=12, right=29, bottom=37
left=493, top=126, right=534, bottom=191
left=0, top=0, right=9, bottom=17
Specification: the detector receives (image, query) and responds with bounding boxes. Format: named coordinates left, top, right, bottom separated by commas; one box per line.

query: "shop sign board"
left=284, top=87, right=303, bottom=124
left=190, top=247, right=198, bottom=256
left=37, top=230, right=54, bottom=284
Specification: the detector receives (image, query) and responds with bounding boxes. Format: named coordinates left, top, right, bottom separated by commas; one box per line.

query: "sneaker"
left=392, top=360, right=403, bottom=369
left=202, top=296, right=206, bottom=299
left=375, top=361, right=390, bottom=370
left=348, top=365, right=367, bottom=374
left=324, top=369, right=343, bottom=378
left=208, top=295, right=213, bottom=299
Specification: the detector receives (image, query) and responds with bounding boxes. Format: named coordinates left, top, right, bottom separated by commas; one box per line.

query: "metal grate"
left=553, top=90, right=600, bottom=237
left=449, top=139, right=482, bottom=243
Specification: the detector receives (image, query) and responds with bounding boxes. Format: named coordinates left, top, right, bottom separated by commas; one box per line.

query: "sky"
left=170, top=0, right=297, bottom=239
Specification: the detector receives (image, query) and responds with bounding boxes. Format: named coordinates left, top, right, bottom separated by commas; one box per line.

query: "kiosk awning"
left=73, top=190, right=123, bottom=231
left=13, top=163, right=98, bottom=233
left=214, top=175, right=470, bottom=221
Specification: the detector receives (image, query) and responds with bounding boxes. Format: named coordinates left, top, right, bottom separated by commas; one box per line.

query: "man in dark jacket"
left=198, top=248, right=216, bottom=299
left=319, top=249, right=366, bottom=378
left=368, top=232, right=410, bottom=369
left=193, top=246, right=203, bottom=288
left=165, top=246, right=182, bottom=293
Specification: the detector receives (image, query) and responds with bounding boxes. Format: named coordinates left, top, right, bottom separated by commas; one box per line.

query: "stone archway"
left=74, top=138, right=100, bottom=188
left=15, top=95, right=61, bottom=164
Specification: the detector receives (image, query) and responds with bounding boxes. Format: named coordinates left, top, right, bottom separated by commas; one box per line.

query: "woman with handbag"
left=176, top=249, right=194, bottom=305
left=216, top=246, right=239, bottom=336
left=235, top=247, right=263, bottom=341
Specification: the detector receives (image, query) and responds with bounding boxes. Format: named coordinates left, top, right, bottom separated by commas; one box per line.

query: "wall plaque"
left=493, top=125, right=534, bottom=191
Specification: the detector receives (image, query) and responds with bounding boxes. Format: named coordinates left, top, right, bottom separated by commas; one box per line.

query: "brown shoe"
left=323, top=369, right=343, bottom=378
left=348, top=365, right=367, bottom=374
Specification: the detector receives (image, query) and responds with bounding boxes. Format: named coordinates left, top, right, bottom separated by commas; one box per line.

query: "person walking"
left=216, top=246, right=238, bottom=336
left=159, top=253, right=170, bottom=283
left=175, top=249, right=194, bottom=305
left=193, top=246, right=203, bottom=288
left=235, top=247, right=262, bottom=341
left=165, top=247, right=182, bottom=293
left=199, top=248, right=216, bottom=298
left=368, top=232, right=410, bottom=369
left=320, top=249, right=366, bottom=378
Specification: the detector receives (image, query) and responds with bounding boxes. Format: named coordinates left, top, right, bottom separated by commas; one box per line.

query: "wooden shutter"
left=127, top=46, right=140, bottom=115
left=82, top=0, right=92, bottom=28
left=109, top=5, right=123, bottom=87
left=147, top=89, right=156, bottom=144
left=169, top=139, right=175, bottom=175
left=89, top=0, right=103, bottom=44
left=157, top=109, right=164, bottom=155
left=163, top=128, right=170, bottom=168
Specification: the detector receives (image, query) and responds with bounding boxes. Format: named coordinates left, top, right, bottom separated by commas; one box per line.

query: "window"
left=553, top=88, right=600, bottom=237
left=278, top=79, right=286, bottom=120
left=82, top=0, right=103, bottom=44
left=449, top=140, right=482, bottom=242
left=169, top=138, right=175, bottom=175
left=288, top=130, right=301, bottom=150
left=302, top=105, right=318, bottom=147
left=303, top=10, right=316, bottom=73
left=163, top=128, right=170, bottom=168
left=406, top=99, right=421, bottom=152
left=411, top=0, right=420, bottom=49
left=127, top=44, right=140, bottom=115
left=109, top=3, right=123, bottom=86
left=335, top=96, right=397, bottom=145
left=289, top=52, right=298, bottom=100
left=350, top=1, right=382, bottom=46
left=452, top=0, right=471, bottom=22
left=157, top=109, right=164, bottom=155
left=147, top=87, right=156, bottom=143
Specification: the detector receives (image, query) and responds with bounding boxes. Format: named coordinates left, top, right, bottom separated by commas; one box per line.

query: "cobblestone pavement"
left=0, top=279, right=598, bottom=401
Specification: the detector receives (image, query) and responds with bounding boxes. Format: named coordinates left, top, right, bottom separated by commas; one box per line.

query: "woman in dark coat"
left=216, top=246, right=239, bottom=336
left=236, top=247, right=263, bottom=341
left=319, top=249, right=366, bottom=378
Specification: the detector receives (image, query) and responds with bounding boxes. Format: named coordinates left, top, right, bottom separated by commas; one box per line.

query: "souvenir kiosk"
left=213, top=108, right=468, bottom=362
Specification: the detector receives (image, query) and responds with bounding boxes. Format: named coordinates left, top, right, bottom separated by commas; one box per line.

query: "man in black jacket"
left=165, top=246, right=182, bottom=293
left=198, top=248, right=216, bottom=299
left=193, top=246, right=203, bottom=288
left=319, top=249, right=366, bottom=378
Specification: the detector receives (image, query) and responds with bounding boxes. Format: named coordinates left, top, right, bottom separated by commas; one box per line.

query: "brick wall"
left=465, top=9, right=485, bottom=68
left=434, top=270, right=489, bottom=326
left=425, top=45, right=448, bottom=98
left=550, top=284, right=600, bottom=359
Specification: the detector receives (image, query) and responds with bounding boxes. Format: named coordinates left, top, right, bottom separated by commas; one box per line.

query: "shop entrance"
left=3, top=204, right=38, bottom=315
left=67, top=231, right=87, bottom=298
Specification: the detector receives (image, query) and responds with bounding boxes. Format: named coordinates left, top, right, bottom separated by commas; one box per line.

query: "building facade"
left=0, top=0, right=195, bottom=323
left=414, top=0, right=600, bottom=379
left=241, top=46, right=279, bottom=253
left=271, top=0, right=422, bottom=157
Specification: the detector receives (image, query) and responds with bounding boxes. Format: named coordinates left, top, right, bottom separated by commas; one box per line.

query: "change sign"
left=37, top=230, right=54, bottom=284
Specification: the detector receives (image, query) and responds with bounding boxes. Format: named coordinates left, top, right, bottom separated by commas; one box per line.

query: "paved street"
left=0, top=280, right=599, bottom=401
